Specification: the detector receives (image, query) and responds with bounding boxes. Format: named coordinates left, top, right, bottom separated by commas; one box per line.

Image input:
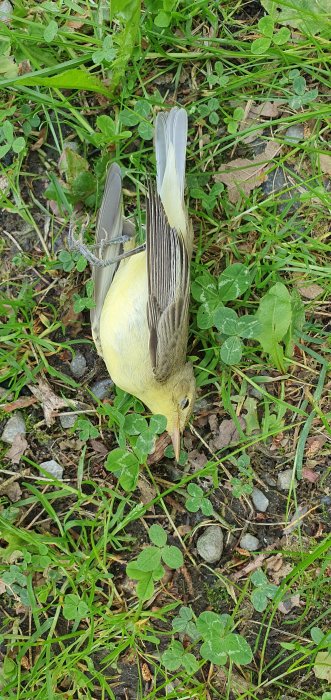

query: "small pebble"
left=70, top=351, right=87, bottom=378
left=277, top=469, right=297, bottom=491
left=0, top=0, right=13, bottom=22
left=285, top=124, right=304, bottom=144
left=240, top=533, right=260, bottom=551
left=90, top=378, right=113, bottom=400
left=40, top=459, right=63, bottom=480
left=252, top=487, right=269, bottom=513
left=59, top=413, right=77, bottom=429
left=264, top=475, right=277, bottom=487
left=1, top=412, right=26, bottom=444
left=196, top=525, right=224, bottom=563
left=321, top=495, right=331, bottom=506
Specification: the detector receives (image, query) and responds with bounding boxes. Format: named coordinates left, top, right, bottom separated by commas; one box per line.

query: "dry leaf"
left=147, top=432, right=170, bottom=465
left=141, top=663, right=153, bottom=682
left=211, top=417, right=246, bottom=450
left=0, top=581, right=6, bottom=595
left=239, top=101, right=281, bottom=143
left=278, top=594, right=301, bottom=615
left=31, top=127, right=47, bottom=151
left=28, top=378, right=71, bottom=426
left=319, top=153, right=331, bottom=176
left=4, top=481, right=22, bottom=502
left=306, top=434, right=327, bottom=455
left=215, top=141, right=281, bottom=203
left=6, top=434, right=28, bottom=464
left=313, top=651, right=331, bottom=682
left=137, top=475, right=157, bottom=505
left=302, top=467, right=319, bottom=483
left=265, top=554, right=293, bottom=584
left=297, top=283, right=324, bottom=299
left=89, top=440, right=108, bottom=456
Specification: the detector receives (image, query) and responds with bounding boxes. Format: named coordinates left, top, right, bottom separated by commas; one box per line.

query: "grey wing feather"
left=146, top=185, right=190, bottom=383
left=91, top=164, right=134, bottom=355
left=155, top=107, right=188, bottom=200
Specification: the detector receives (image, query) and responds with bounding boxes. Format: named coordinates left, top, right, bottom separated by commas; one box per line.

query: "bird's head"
left=144, top=362, right=196, bottom=461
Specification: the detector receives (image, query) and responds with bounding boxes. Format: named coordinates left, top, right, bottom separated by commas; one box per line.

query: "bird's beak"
left=171, top=423, right=181, bottom=462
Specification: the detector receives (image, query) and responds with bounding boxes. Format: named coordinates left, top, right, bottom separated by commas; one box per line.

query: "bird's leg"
left=68, top=217, right=146, bottom=268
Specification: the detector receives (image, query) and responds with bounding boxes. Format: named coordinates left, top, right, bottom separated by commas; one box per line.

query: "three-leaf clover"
left=251, top=15, right=290, bottom=54
left=196, top=611, right=253, bottom=666
left=215, top=307, right=261, bottom=366
left=63, top=593, right=89, bottom=621
left=250, top=569, right=278, bottom=612
left=185, top=484, right=213, bottom=516
left=0, top=119, right=25, bottom=159
left=92, top=35, right=117, bottom=65
left=74, top=417, right=100, bottom=441
left=126, top=525, right=184, bottom=601
left=120, top=100, right=154, bottom=141
left=172, top=606, right=200, bottom=640
left=162, top=640, right=199, bottom=674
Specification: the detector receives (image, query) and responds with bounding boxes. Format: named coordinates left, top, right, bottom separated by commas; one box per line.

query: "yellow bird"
left=90, top=107, right=195, bottom=459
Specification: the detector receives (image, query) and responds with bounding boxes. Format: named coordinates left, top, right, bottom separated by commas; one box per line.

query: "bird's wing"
left=91, top=164, right=135, bottom=355
left=147, top=185, right=190, bottom=383
left=155, top=107, right=189, bottom=240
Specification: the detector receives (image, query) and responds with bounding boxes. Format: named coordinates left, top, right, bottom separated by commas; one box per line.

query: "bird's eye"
left=180, top=397, right=190, bottom=410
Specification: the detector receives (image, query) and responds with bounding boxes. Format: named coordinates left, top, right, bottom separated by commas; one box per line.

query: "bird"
left=90, top=107, right=195, bottom=460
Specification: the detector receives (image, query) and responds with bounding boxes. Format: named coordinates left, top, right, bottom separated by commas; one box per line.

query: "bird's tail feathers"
left=155, top=107, right=188, bottom=234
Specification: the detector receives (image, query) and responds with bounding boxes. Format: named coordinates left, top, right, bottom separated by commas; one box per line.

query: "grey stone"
left=252, top=487, right=269, bottom=513
left=240, top=534, right=260, bottom=551
left=90, top=379, right=113, bottom=400
left=277, top=469, right=296, bottom=491
left=40, top=459, right=63, bottom=480
left=1, top=412, right=26, bottom=444
left=59, top=413, right=77, bottom=429
left=0, top=0, right=13, bottom=22
left=285, top=124, right=304, bottom=144
left=70, top=351, right=87, bottom=378
left=196, top=526, right=223, bottom=563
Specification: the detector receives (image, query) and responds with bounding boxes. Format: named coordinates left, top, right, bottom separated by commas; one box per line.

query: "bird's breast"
left=99, top=251, right=154, bottom=396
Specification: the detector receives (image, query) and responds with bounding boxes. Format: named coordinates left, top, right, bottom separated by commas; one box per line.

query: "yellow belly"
left=99, top=251, right=154, bottom=396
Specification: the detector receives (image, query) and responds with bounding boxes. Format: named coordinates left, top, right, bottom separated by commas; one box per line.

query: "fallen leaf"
left=187, top=449, right=208, bottom=470
left=89, top=440, right=108, bottom=456
left=4, top=481, right=22, bottom=502
left=141, top=663, right=153, bottom=682
left=313, top=651, right=331, bottom=682
left=31, top=127, right=47, bottom=151
left=147, top=432, right=170, bottom=465
left=302, top=468, right=319, bottom=483
left=265, top=554, right=293, bottom=584
left=6, top=434, right=28, bottom=464
left=239, top=101, right=281, bottom=143
left=211, top=417, right=246, bottom=450
left=137, top=475, right=157, bottom=505
left=28, top=378, right=72, bottom=426
left=278, top=594, right=301, bottom=615
left=306, top=434, right=327, bottom=455
left=2, top=396, right=37, bottom=412
left=319, top=153, right=331, bottom=175
left=297, top=283, right=324, bottom=299
left=215, top=141, right=281, bottom=203
left=0, top=581, right=6, bottom=595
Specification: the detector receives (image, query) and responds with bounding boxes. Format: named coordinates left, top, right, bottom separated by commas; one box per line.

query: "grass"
left=0, top=0, right=331, bottom=698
